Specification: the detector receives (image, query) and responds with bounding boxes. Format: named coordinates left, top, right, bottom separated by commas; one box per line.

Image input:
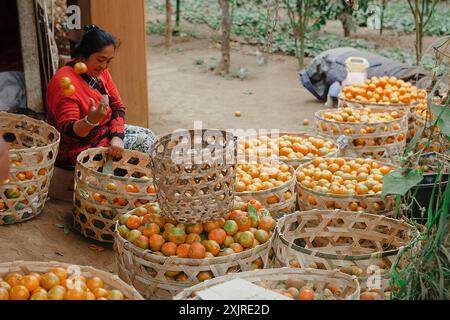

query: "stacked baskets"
left=73, top=147, right=157, bottom=243
left=0, top=112, right=60, bottom=225
left=113, top=130, right=275, bottom=299
left=315, top=107, right=408, bottom=165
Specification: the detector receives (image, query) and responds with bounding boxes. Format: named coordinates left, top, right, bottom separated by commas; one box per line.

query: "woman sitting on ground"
left=46, top=25, right=155, bottom=171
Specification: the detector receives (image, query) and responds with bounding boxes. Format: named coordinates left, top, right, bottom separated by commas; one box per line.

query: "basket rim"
left=113, top=219, right=273, bottom=265
left=0, top=112, right=61, bottom=154
left=338, top=97, right=421, bottom=108
left=314, top=108, right=409, bottom=127
left=275, top=209, right=417, bottom=261
left=75, top=147, right=154, bottom=183
left=238, top=131, right=340, bottom=163
left=294, top=157, right=399, bottom=200
left=173, top=267, right=361, bottom=300
left=0, top=260, right=144, bottom=300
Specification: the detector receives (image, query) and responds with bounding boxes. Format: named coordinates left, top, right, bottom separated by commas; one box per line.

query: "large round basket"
left=295, top=158, right=397, bottom=215
left=236, top=164, right=297, bottom=219
left=237, top=132, right=339, bottom=169
left=0, top=112, right=60, bottom=225
left=315, top=107, right=408, bottom=165
left=113, top=219, right=274, bottom=300
left=337, top=98, right=418, bottom=142
left=173, top=267, right=360, bottom=300
left=73, top=147, right=157, bottom=243
left=149, top=129, right=237, bottom=224
left=0, top=260, right=143, bottom=300
left=273, top=210, right=416, bottom=280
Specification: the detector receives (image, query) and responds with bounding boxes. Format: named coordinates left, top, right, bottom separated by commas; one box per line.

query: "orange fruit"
left=40, top=272, right=60, bottom=291
left=5, top=273, right=22, bottom=287
left=73, top=62, right=88, bottom=74
left=20, top=275, right=40, bottom=292
left=186, top=223, right=203, bottom=234
left=126, top=215, right=141, bottom=229
left=229, top=242, right=243, bottom=253
left=185, top=233, right=202, bottom=244
left=176, top=243, right=191, bottom=258
left=298, top=288, right=315, bottom=300
left=64, top=288, right=87, bottom=300
left=239, top=231, right=255, bottom=248
left=161, top=242, right=178, bottom=256
left=92, top=288, right=109, bottom=299
left=197, top=271, right=213, bottom=282
left=236, top=215, right=251, bottom=232
left=50, top=268, right=68, bottom=282
left=59, top=76, right=72, bottom=89
left=204, top=240, right=221, bottom=256
left=258, top=216, right=276, bottom=232
left=208, top=228, right=227, bottom=245
left=149, top=234, right=165, bottom=252
left=168, top=227, right=187, bottom=245
left=0, top=288, right=9, bottom=300
left=87, top=277, right=104, bottom=291
left=10, top=285, right=30, bottom=300
left=142, top=223, right=160, bottom=237
left=188, top=242, right=206, bottom=259
left=48, top=285, right=66, bottom=300
left=204, top=220, right=221, bottom=233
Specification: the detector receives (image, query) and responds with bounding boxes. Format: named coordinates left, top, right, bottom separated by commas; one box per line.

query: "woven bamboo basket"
left=337, top=98, right=418, bottom=142
left=236, top=165, right=297, bottom=219
left=273, top=210, right=416, bottom=281
left=0, top=112, right=60, bottom=225
left=237, top=132, right=340, bottom=169
left=73, top=147, right=157, bottom=243
left=173, top=267, right=360, bottom=300
left=149, top=129, right=237, bottom=224
left=113, top=219, right=274, bottom=300
left=315, top=108, right=408, bottom=165
left=295, top=158, right=397, bottom=215
left=0, top=260, right=143, bottom=300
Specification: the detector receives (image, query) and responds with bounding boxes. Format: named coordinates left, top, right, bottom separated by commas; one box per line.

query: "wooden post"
left=87, top=0, right=150, bottom=128
left=17, top=0, right=43, bottom=113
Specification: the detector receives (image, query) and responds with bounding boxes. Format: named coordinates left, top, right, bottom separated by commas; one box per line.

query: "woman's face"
left=83, top=44, right=115, bottom=78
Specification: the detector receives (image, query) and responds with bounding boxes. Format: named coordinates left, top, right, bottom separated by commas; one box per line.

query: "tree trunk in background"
left=165, top=0, right=173, bottom=48
left=217, top=0, right=231, bottom=74
left=414, top=0, right=422, bottom=65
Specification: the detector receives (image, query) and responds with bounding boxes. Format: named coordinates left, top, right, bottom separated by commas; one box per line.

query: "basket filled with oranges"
left=238, top=133, right=339, bottom=169
left=337, top=76, right=427, bottom=142
left=0, top=112, right=60, bottom=225
left=173, top=267, right=360, bottom=300
left=0, top=260, right=143, bottom=300
left=73, top=147, right=157, bottom=243
left=149, top=129, right=237, bottom=225
left=113, top=199, right=276, bottom=299
left=315, top=107, right=408, bottom=164
left=295, top=157, right=397, bottom=215
left=235, top=161, right=297, bottom=218
left=272, top=210, right=416, bottom=290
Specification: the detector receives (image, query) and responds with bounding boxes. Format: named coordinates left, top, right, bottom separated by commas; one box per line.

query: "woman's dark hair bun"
left=74, top=25, right=120, bottom=59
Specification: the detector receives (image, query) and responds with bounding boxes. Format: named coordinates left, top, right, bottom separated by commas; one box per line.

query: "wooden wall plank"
left=89, top=0, right=149, bottom=128
left=17, top=0, right=43, bottom=113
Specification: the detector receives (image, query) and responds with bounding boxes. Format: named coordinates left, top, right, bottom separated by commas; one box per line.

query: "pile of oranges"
left=321, top=107, right=403, bottom=125
left=339, top=76, right=427, bottom=105
left=238, top=135, right=337, bottom=162
left=117, top=199, right=276, bottom=282
left=296, top=157, right=395, bottom=211
left=0, top=268, right=127, bottom=300
left=236, top=162, right=293, bottom=193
